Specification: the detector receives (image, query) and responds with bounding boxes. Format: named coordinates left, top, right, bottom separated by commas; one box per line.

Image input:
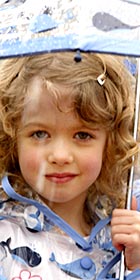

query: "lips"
left=45, top=173, right=77, bottom=184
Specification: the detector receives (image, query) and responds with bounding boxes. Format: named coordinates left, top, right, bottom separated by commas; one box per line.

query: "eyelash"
left=31, top=130, right=49, bottom=140
left=30, top=130, right=94, bottom=142
left=74, top=131, right=93, bottom=141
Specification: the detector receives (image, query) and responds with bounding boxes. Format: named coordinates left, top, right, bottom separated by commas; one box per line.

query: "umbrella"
left=0, top=0, right=140, bottom=278
left=0, top=0, right=140, bottom=57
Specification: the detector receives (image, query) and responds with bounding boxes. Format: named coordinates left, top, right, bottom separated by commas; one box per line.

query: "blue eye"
left=75, top=132, right=92, bottom=140
left=32, top=131, right=48, bottom=139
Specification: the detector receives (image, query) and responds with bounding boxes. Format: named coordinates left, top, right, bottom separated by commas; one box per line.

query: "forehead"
left=22, top=76, right=75, bottom=118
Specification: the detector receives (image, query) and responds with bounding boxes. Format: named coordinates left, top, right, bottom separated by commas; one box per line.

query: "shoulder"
left=0, top=196, right=46, bottom=232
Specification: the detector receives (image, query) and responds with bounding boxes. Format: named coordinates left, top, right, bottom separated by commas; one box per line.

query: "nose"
left=47, top=139, right=74, bottom=166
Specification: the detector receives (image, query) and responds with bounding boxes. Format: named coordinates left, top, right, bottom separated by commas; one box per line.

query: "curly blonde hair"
left=0, top=52, right=139, bottom=220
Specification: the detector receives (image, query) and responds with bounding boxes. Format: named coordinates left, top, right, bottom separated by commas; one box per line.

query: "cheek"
left=18, top=147, right=47, bottom=192
left=18, top=147, right=42, bottom=176
left=82, top=153, right=103, bottom=179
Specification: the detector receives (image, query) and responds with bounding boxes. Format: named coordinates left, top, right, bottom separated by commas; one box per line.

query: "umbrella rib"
left=119, top=57, right=140, bottom=279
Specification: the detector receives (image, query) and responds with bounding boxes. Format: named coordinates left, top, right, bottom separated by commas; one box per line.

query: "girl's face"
left=17, top=78, right=107, bottom=209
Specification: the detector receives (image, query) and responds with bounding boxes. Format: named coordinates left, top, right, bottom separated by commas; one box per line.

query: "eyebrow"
left=20, top=121, right=48, bottom=129
left=21, top=120, right=100, bottom=132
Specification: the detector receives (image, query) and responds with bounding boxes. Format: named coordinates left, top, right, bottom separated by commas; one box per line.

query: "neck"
left=40, top=193, right=91, bottom=236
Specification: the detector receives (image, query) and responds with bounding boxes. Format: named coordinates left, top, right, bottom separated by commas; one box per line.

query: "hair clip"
left=97, top=73, right=106, bottom=86
left=74, top=50, right=82, bottom=63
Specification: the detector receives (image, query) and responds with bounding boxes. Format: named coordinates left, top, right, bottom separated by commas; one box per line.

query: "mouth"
left=45, top=173, right=77, bottom=184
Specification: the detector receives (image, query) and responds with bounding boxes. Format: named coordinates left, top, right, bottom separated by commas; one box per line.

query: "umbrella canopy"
left=0, top=0, right=140, bottom=58
left=0, top=1, right=140, bottom=278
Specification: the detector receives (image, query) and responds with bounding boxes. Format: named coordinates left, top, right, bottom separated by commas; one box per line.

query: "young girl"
left=0, top=52, right=140, bottom=279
